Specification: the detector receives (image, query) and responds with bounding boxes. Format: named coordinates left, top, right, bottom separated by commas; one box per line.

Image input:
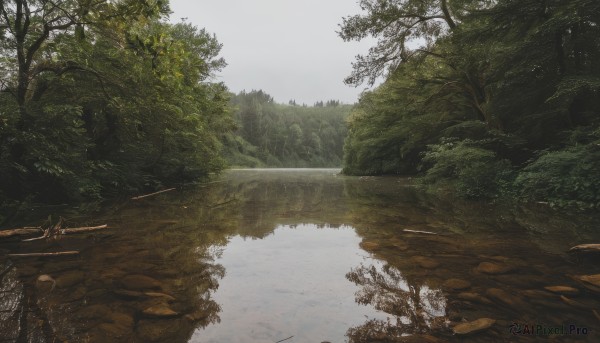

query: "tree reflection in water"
left=0, top=262, right=22, bottom=342
left=346, top=262, right=447, bottom=342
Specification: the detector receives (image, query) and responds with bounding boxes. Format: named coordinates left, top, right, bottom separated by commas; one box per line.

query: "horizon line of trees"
left=222, top=90, right=350, bottom=168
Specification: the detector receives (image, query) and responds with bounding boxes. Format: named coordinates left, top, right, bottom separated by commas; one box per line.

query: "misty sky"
left=169, top=0, right=375, bottom=105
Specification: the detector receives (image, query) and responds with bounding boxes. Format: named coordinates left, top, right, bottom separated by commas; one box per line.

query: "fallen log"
left=568, top=244, right=600, bottom=254
left=0, top=228, right=43, bottom=239
left=22, top=222, right=109, bottom=242
left=131, top=188, right=176, bottom=200
left=8, top=251, right=80, bottom=258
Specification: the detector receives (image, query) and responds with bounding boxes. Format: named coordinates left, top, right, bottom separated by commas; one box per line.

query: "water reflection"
left=1, top=169, right=600, bottom=342
left=191, top=224, right=390, bottom=343
left=0, top=262, right=23, bottom=342
left=346, top=263, right=446, bottom=342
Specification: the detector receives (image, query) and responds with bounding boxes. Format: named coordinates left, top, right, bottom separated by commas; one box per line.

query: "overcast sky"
left=169, top=0, right=375, bottom=105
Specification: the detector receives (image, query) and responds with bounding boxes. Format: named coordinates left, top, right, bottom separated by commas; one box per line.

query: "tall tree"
left=0, top=0, right=168, bottom=120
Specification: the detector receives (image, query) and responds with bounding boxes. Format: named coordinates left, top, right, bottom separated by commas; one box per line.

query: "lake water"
left=1, top=169, right=599, bottom=342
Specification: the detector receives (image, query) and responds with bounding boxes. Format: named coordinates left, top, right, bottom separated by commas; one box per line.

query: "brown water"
left=1, top=169, right=599, bottom=342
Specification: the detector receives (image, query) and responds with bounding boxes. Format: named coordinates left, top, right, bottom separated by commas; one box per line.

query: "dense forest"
left=222, top=90, right=350, bottom=168
left=1, top=0, right=598, bottom=214
left=0, top=1, right=234, bottom=213
left=340, top=0, right=600, bottom=209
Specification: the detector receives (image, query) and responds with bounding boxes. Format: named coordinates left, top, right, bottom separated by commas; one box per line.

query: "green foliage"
left=421, top=139, right=513, bottom=198
left=223, top=90, right=350, bottom=168
left=514, top=131, right=600, bottom=210
left=341, top=0, right=600, bottom=207
left=0, top=1, right=233, bottom=203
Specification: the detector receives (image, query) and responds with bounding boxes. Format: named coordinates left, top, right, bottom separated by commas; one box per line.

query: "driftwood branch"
left=21, top=217, right=64, bottom=242
left=22, top=235, right=48, bottom=242
left=275, top=336, right=294, bottom=343
left=8, top=251, right=80, bottom=258
left=61, top=224, right=109, bottom=234
left=403, top=229, right=438, bottom=235
left=131, top=188, right=176, bottom=200
left=569, top=244, right=600, bottom=254
left=208, top=198, right=237, bottom=209
left=0, top=227, right=43, bottom=239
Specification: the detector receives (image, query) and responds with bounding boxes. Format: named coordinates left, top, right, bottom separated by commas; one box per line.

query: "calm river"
left=1, top=169, right=599, bottom=342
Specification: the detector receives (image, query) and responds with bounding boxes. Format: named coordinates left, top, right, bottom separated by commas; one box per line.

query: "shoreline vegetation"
left=1, top=0, right=600, bottom=226
left=339, top=0, right=600, bottom=211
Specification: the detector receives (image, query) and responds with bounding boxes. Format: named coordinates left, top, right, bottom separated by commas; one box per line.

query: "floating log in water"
left=0, top=227, right=42, bottom=239
left=8, top=251, right=80, bottom=258
left=131, top=188, right=176, bottom=200
left=22, top=222, right=109, bottom=242
left=568, top=244, right=600, bottom=254
left=403, top=229, right=438, bottom=235
left=61, top=224, right=109, bottom=234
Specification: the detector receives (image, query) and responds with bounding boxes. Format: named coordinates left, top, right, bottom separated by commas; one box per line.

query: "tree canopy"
left=0, top=0, right=233, bottom=210
left=341, top=0, right=600, bottom=209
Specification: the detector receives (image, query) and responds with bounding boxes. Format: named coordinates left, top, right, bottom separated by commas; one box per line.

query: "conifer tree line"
left=340, top=0, right=600, bottom=209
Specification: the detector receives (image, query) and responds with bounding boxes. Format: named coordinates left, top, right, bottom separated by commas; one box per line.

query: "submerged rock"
left=77, top=304, right=112, bottom=321
left=137, top=319, right=186, bottom=342
left=359, top=241, right=380, bottom=252
left=55, top=270, right=85, bottom=288
left=35, top=274, right=55, bottom=293
left=86, top=288, right=108, bottom=298
left=486, top=288, right=526, bottom=309
left=476, top=262, right=514, bottom=275
left=114, top=289, right=146, bottom=299
left=185, top=309, right=210, bottom=322
left=142, top=304, right=179, bottom=318
left=453, top=318, right=495, bottom=335
left=411, top=256, right=440, bottom=269
left=443, top=279, right=471, bottom=291
left=120, top=274, right=162, bottom=290
left=559, top=295, right=587, bottom=309
left=573, top=274, right=600, bottom=293
left=65, top=286, right=87, bottom=302
left=145, top=292, right=176, bottom=302
left=521, top=289, right=554, bottom=299
left=92, top=312, right=134, bottom=340
left=457, top=292, right=492, bottom=305
left=544, top=286, right=579, bottom=296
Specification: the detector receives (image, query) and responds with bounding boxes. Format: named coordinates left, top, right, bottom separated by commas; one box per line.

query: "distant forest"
left=222, top=90, right=350, bottom=168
